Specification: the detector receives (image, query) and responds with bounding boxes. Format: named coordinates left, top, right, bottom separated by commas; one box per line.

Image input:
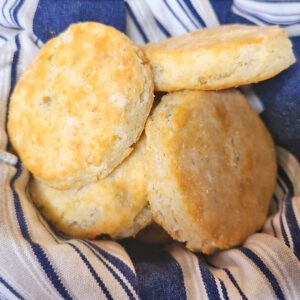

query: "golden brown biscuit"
left=9, top=22, right=154, bottom=189
left=30, top=136, right=152, bottom=239
left=144, top=25, right=295, bottom=92
left=145, top=90, right=277, bottom=253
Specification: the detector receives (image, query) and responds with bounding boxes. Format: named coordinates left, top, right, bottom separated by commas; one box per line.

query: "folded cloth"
left=0, top=0, right=299, bottom=299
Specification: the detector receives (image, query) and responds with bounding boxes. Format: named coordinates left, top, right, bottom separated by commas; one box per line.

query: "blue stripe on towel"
left=220, top=279, right=229, bottom=300
left=163, top=0, right=189, bottom=31
left=5, top=35, right=20, bottom=140
left=240, top=247, right=285, bottom=300
left=1, top=0, right=10, bottom=24
left=37, top=217, right=123, bottom=299
left=0, top=34, right=8, bottom=41
left=49, top=227, right=139, bottom=299
left=125, top=2, right=149, bottom=43
left=176, top=0, right=199, bottom=28
left=199, top=264, right=222, bottom=300
left=183, top=0, right=205, bottom=26
left=277, top=194, right=291, bottom=248
left=223, top=268, right=248, bottom=300
left=12, top=0, right=24, bottom=27
left=154, top=17, right=171, bottom=37
left=0, top=276, right=24, bottom=300
left=206, top=259, right=247, bottom=300
left=8, top=0, right=17, bottom=25
left=67, top=243, right=113, bottom=300
left=82, top=241, right=137, bottom=300
left=278, top=167, right=300, bottom=259
left=86, top=240, right=138, bottom=291
left=10, top=161, right=72, bottom=299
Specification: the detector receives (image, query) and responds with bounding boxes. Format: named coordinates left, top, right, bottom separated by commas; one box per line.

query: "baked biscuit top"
left=8, top=22, right=154, bottom=189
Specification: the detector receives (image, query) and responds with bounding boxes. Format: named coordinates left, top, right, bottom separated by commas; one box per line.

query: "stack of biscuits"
left=8, top=22, right=295, bottom=253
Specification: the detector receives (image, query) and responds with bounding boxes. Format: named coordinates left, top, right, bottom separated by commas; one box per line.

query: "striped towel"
left=0, top=0, right=299, bottom=299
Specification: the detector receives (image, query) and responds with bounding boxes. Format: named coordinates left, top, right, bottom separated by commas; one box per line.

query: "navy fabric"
left=256, top=36, right=300, bottom=159
left=122, top=240, right=187, bottom=300
left=33, top=0, right=125, bottom=43
left=211, top=0, right=253, bottom=25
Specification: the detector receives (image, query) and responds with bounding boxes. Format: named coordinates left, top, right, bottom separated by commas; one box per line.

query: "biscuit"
left=8, top=22, right=154, bottom=189
left=145, top=90, right=277, bottom=253
left=30, top=136, right=152, bottom=239
left=144, top=25, right=295, bottom=92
